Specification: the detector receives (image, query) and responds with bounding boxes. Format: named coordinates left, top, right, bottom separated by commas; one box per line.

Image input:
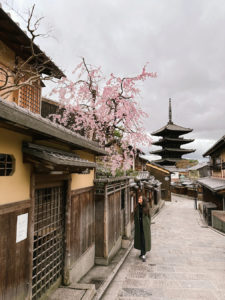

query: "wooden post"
left=27, top=170, right=35, bottom=300
left=103, top=183, right=108, bottom=258
left=124, top=179, right=129, bottom=234
left=64, top=175, right=72, bottom=285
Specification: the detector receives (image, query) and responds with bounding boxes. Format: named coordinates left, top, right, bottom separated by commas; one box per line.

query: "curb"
left=152, top=200, right=166, bottom=220
left=209, top=226, right=225, bottom=237
left=70, top=284, right=96, bottom=300
left=197, top=210, right=225, bottom=237
left=171, top=192, right=196, bottom=200
left=93, top=241, right=134, bottom=300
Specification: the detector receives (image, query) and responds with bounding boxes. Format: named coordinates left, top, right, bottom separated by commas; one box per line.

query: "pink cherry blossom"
left=51, top=58, right=156, bottom=174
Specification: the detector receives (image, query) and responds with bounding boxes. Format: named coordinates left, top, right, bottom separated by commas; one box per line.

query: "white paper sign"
left=16, top=213, right=28, bottom=243
left=131, top=196, right=134, bottom=213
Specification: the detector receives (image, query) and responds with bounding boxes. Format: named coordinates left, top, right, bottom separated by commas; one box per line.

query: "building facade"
left=146, top=162, right=171, bottom=201
left=0, top=8, right=107, bottom=300
left=198, top=135, right=225, bottom=210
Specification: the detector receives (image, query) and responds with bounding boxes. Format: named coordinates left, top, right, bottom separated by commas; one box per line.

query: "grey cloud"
left=10, top=0, right=225, bottom=160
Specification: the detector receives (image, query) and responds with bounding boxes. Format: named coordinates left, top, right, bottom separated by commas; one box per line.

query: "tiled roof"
left=150, top=147, right=195, bottom=154
left=203, top=135, right=225, bottom=157
left=23, top=142, right=97, bottom=169
left=197, top=177, right=225, bottom=192
left=146, top=161, right=171, bottom=173
left=151, top=122, right=193, bottom=136
left=153, top=158, right=182, bottom=164
left=164, top=166, right=189, bottom=172
left=0, top=98, right=107, bottom=155
left=0, top=6, right=64, bottom=78
left=152, top=137, right=194, bottom=145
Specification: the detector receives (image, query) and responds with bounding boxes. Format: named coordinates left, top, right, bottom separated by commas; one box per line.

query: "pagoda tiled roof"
left=150, top=148, right=195, bottom=155
left=151, top=122, right=193, bottom=136
left=152, top=137, right=194, bottom=146
left=153, top=158, right=182, bottom=165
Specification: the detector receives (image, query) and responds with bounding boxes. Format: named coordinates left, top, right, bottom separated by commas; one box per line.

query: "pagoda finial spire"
left=169, top=98, right=172, bottom=124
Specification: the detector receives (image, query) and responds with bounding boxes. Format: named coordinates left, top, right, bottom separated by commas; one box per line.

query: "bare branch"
left=0, top=4, right=61, bottom=99
left=0, top=67, right=9, bottom=88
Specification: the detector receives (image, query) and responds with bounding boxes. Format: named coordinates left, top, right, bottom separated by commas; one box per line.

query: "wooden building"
left=0, top=8, right=64, bottom=108
left=133, top=149, right=147, bottom=171
left=41, top=97, right=60, bottom=118
left=94, top=171, right=162, bottom=265
left=135, top=172, right=162, bottom=214
left=94, top=177, right=131, bottom=265
left=188, top=162, right=210, bottom=180
left=151, top=99, right=195, bottom=166
left=0, top=8, right=107, bottom=300
left=198, top=135, right=225, bottom=211
left=146, top=162, right=171, bottom=201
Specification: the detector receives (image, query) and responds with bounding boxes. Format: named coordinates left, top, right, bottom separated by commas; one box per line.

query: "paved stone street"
left=102, top=195, right=225, bottom=300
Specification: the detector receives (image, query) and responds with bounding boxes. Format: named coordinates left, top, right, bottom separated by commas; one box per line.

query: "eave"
left=203, top=135, right=225, bottom=157
left=146, top=162, right=170, bottom=174
left=150, top=148, right=195, bottom=155
left=154, top=158, right=183, bottom=165
left=153, top=137, right=194, bottom=146
left=0, top=99, right=107, bottom=156
left=23, top=142, right=96, bottom=173
left=0, top=7, right=64, bottom=78
left=197, top=177, right=225, bottom=194
left=151, top=122, right=193, bottom=137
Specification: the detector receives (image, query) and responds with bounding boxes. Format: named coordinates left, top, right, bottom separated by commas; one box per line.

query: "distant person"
left=134, top=194, right=151, bottom=262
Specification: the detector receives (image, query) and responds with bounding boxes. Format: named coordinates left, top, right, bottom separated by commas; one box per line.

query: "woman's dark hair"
left=136, top=194, right=150, bottom=217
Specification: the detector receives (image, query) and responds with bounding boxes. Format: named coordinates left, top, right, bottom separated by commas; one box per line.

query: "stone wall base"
left=70, top=244, right=95, bottom=283
left=95, top=236, right=122, bottom=266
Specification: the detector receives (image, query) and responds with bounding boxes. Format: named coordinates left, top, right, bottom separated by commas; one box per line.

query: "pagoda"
left=150, top=99, right=195, bottom=166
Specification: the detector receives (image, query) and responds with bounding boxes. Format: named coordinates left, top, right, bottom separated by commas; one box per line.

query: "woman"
left=134, top=194, right=151, bottom=262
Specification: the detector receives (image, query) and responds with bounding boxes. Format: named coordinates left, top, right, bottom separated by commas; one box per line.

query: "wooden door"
left=32, top=184, right=65, bottom=300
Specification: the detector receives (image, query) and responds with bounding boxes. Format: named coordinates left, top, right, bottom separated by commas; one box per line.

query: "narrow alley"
left=102, top=196, right=225, bottom=300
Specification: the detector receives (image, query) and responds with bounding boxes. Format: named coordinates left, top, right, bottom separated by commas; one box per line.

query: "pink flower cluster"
left=51, top=59, right=156, bottom=173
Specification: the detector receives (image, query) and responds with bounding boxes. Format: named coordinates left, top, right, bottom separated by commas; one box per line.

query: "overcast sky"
left=3, top=0, right=225, bottom=161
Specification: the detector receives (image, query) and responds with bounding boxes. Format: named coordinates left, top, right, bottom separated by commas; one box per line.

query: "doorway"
left=32, top=184, right=65, bottom=300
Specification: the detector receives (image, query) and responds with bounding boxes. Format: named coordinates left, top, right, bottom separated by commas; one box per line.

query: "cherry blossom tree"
left=51, top=58, right=156, bottom=174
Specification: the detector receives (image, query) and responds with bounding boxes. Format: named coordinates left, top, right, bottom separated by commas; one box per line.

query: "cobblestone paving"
left=102, top=196, right=225, bottom=300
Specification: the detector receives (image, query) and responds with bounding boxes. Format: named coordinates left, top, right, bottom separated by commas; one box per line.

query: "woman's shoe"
left=141, top=255, right=146, bottom=262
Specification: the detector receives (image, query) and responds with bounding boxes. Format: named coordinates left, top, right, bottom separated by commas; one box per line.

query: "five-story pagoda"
left=150, top=99, right=195, bottom=166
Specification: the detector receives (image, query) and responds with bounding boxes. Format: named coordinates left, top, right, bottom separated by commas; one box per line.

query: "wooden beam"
left=64, top=175, right=72, bottom=285
left=0, top=199, right=30, bottom=215
left=27, top=171, right=35, bottom=299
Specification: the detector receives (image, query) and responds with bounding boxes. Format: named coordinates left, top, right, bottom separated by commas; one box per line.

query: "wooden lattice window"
left=19, top=84, right=41, bottom=114
left=0, top=154, right=14, bottom=176
left=32, top=186, right=65, bottom=300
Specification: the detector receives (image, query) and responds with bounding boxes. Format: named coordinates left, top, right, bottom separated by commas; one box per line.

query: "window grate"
left=32, top=186, right=65, bottom=300
left=0, top=154, right=14, bottom=176
left=19, top=84, right=41, bottom=114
